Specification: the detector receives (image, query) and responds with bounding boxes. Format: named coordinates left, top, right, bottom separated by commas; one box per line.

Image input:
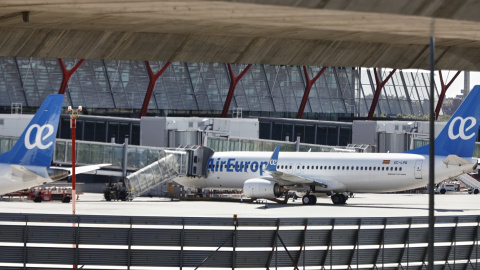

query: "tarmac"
left=0, top=192, right=479, bottom=218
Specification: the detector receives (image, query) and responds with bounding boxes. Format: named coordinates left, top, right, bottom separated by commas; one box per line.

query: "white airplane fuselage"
left=175, top=152, right=477, bottom=193
left=0, top=164, right=52, bottom=195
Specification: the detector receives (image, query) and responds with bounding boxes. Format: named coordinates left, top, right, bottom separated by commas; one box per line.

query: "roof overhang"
left=1, top=0, right=480, bottom=70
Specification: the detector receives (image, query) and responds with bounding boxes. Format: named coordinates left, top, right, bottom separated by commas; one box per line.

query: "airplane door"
left=414, top=160, right=423, bottom=179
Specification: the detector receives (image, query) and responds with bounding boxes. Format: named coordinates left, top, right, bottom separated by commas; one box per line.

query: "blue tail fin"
left=265, top=145, right=280, bottom=171
left=0, top=95, right=64, bottom=166
left=406, top=85, right=480, bottom=157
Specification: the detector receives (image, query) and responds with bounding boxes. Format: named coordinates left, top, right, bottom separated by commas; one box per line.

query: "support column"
left=221, top=63, right=252, bottom=118
left=139, top=61, right=172, bottom=118
left=58, top=59, right=85, bottom=94
left=297, top=66, right=327, bottom=119
left=367, top=68, right=397, bottom=120
left=435, top=70, right=461, bottom=120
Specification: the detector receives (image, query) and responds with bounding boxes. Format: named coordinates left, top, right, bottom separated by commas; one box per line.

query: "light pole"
left=68, top=105, right=82, bottom=216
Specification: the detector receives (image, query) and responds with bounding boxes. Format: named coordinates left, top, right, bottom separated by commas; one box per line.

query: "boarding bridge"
left=456, top=174, right=480, bottom=193
left=125, top=145, right=214, bottom=200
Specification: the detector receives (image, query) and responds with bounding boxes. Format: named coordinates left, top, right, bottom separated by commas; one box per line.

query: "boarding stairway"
left=456, top=174, right=480, bottom=193
left=124, top=145, right=214, bottom=200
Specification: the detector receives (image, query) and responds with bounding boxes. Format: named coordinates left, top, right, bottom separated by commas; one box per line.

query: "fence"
left=0, top=213, right=478, bottom=269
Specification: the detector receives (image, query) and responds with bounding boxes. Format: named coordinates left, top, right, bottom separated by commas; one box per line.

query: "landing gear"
left=331, top=193, right=348, bottom=205
left=302, top=194, right=317, bottom=205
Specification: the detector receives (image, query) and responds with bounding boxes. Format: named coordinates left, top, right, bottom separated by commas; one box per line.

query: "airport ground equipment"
left=124, top=145, right=213, bottom=200
left=456, top=174, right=480, bottom=194
left=5, top=187, right=74, bottom=203
left=0, top=213, right=479, bottom=269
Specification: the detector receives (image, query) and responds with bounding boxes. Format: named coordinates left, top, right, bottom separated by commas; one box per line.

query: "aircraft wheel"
left=302, top=195, right=312, bottom=205
left=331, top=194, right=346, bottom=205
left=440, top=189, right=446, bottom=194
left=310, top=195, right=317, bottom=204
left=474, top=189, right=479, bottom=194
left=33, top=196, right=42, bottom=203
left=62, top=196, right=71, bottom=203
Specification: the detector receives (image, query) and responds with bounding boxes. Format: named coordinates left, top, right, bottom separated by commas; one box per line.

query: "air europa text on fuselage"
left=207, top=158, right=269, bottom=175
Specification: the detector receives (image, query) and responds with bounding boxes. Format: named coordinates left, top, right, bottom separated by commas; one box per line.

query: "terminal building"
left=0, top=57, right=438, bottom=120
left=0, top=56, right=476, bottom=192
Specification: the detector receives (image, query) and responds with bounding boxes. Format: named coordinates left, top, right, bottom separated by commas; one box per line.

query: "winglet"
left=265, top=145, right=280, bottom=171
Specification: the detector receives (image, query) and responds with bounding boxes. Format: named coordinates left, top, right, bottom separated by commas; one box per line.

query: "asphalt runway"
left=0, top=192, right=479, bottom=218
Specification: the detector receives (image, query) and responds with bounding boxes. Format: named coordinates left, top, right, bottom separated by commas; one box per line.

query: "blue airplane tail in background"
left=0, top=95, right=64, bottom=167
left=406, top=85, right=480, bottom=158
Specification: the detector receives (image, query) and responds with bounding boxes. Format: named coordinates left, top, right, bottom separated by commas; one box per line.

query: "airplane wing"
left=265, top=146, right=328, bottom=188
left=267, top=170, right=328, bottom=188
left=51, top=163, right=111, bottom=176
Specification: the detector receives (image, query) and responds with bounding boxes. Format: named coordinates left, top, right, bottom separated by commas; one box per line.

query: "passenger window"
left=399, top=167, right=402, bottom=171
left=360, top=167, right=363, bottom=170
left=356, top=166, right=359, bottom=170
left=320, top=166, right=323, bottom=169
left=302, top=166, right=305, bottom=169
left=328, top=166, right=331, bottom=169
left=333, top=166, right=336, bottom=170
left=307, top=166, right=310, bottom=169
left=395, top=167, right=398, bottom=171
left=289, top=165, right=292, bottom=169
left=373, top=167, right=376, bottom=171
left=369, top=167, right=372, bottom=170
left=342, top=166, right=345, bottom=170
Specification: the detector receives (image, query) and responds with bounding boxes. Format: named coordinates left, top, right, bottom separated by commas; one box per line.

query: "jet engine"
left=243, top=179, right=282, bottom=198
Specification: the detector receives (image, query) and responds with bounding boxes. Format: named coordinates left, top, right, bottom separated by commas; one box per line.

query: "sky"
left=443, top=71, right=480, bottom=98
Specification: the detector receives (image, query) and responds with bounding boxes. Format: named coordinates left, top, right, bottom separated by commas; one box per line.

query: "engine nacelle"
left=243, top=179, right=282, bottom=199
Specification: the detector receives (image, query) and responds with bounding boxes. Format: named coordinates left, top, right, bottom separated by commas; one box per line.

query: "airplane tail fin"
left=406, top=85, right=480, bottom=157
left=0, top=95, right=64, bottom=167
left=265, top=145, right=280, bottom=171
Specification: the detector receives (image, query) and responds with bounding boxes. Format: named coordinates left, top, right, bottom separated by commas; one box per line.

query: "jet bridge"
left=124, top=145, right=214, bottom=200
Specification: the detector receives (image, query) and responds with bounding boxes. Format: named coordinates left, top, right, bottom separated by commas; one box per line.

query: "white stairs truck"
left=456, top=174, right=480, bottom=194
left=124, top=145, right=214, bottom=200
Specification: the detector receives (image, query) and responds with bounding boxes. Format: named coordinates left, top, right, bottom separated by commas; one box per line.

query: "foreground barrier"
left=0, top=213, right=478, bottom=269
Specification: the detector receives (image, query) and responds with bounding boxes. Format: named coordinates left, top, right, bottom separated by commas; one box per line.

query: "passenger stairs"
left=456, top=174, right=480, bottom=194
left=124, top=146, right=213, bottom=200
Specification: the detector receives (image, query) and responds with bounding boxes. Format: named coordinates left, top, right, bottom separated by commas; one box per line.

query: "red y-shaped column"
left=221, top=63, right=253, bottom=118
left=139, top=61, right=172, bottom=118
left=58, top=58, right=85, bottom=94
left=297, top=66, right=328, bottom=119
left=435, top=70, right=461, bottom=120
left=367, top=68, right=397, bottom=120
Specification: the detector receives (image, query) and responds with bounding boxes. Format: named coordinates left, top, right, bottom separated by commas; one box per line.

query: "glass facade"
left=0, top=57, right=439, bottom=120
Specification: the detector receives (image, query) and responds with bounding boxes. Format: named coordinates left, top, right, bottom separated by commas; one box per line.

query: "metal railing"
left=0, top=213, right=478, bottom=269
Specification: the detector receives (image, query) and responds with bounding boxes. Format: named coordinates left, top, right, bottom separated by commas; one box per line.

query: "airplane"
left=0, top=94, right=108, bottom=196
left=175, top=85, right=480, bottom=205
